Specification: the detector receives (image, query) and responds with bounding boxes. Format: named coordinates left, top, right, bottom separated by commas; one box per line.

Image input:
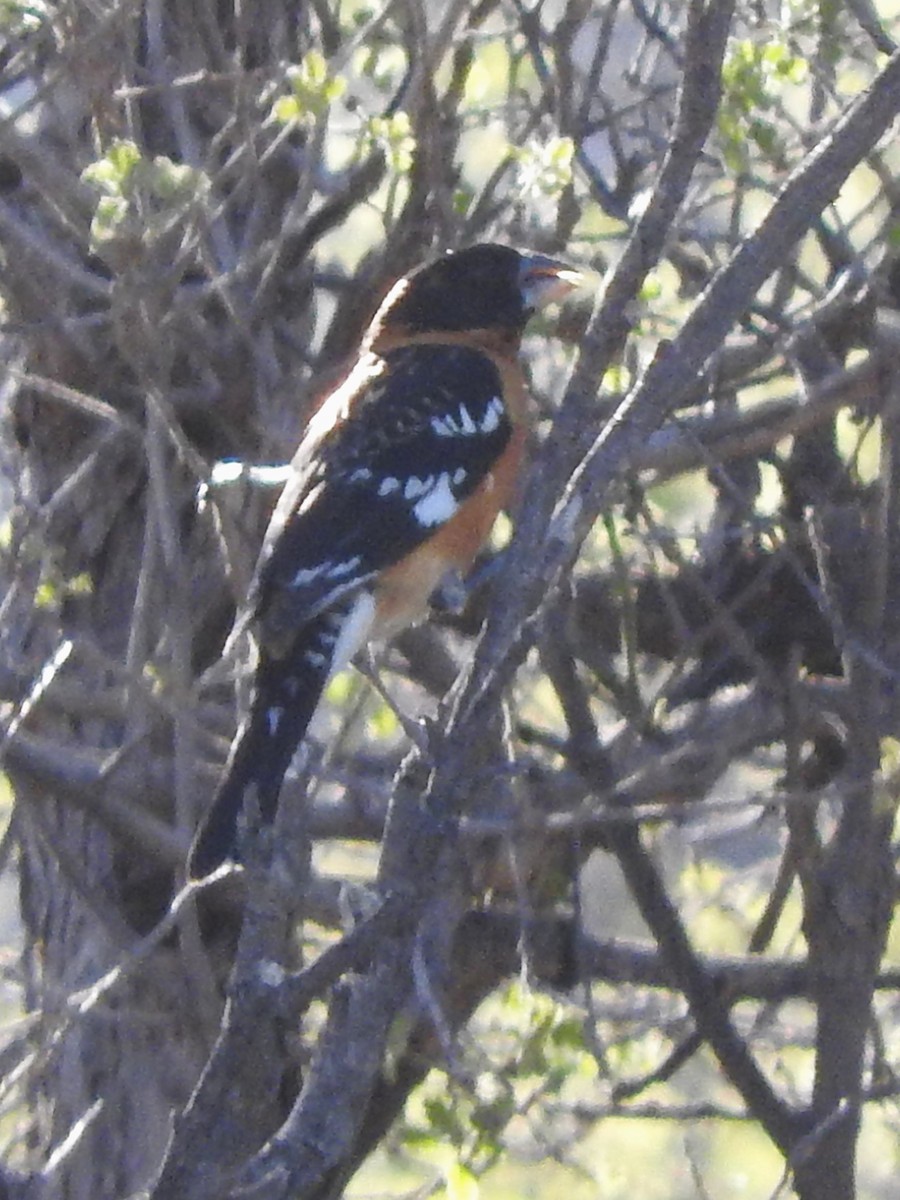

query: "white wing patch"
left=292, top=555, right=362, bottom=588
left=480, top=395, right=504, bottom=433
left=430, top=395, right=504, bottom=438
left=403, top=476, right=430, bottom=500
left=412, top=473, right=461, bottom=528
left=429, top=413, right=456, bottom=437
left=457, top=405, right=477, bottom=434
left=330, top=555, right=362, bottom=578
left=292, top=565, right=324, bottom=587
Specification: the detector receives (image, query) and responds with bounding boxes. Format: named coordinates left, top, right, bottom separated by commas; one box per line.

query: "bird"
left=189, top=242, right=582, bottom=877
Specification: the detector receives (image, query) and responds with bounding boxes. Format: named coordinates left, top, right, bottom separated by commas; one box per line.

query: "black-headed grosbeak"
left=189, top=243, right=581, bottom=877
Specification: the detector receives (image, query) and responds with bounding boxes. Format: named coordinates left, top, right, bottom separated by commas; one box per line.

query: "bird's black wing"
left=252, top=342, right=513, bottom=653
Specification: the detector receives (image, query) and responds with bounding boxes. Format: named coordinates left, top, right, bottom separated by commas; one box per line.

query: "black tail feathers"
left=188, top=619, right=339, bottom=878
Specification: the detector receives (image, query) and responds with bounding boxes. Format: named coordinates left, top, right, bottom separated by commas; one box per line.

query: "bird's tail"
left=188, top=617, right=339, bottom=879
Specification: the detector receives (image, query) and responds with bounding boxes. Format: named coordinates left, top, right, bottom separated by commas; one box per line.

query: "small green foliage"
left=504, top=982, right=589, bottom=1090
left=399, top=982, right=592, bottom=1190
left=34, top=569, right=93, bottom=612
left=324, top=670, right=355, bottom=707
left=600, top=362, right=631, bottom=395
left=366, top=694, right=399, bottom=740
left=272, top=50, right=347, bottom=126
left=323, top=670, right=399, bottom=742
left=422, top=1091, right=468, bottom=1145
left=722, top=40, right=808, bottom=109
left=719, top=39, right=808, bottom=171
left=366, top=112, right=416, bottom=175
left=33, top=581, right=57, bottom=611
left=81, top=139, right=208, bottom=256
left=510, top=135, right=575, bottom=198
left=82, top=139, right=142, bottom=191
left=639, top=271, right=664, bottom=302
left=445, top=1160, right=480, bottom=1200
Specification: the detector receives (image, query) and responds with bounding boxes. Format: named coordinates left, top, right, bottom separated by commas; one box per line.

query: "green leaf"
left=367, top=697, right=398, bottom=740
left=548, top=1015, right=586, bottom=1050
left=90, top=195, right=128, bottom=244
left=108, top=138, right=142, bottom=180
left=324, top=670, right=356, bottom=706
left=82, top=141, right=207, bottom=253
left=367, top=111, right=416, bottom=173
left=424, top=1095, right=464, bottom=1141
left=509, top=135, right=575, bottom=198
left=748, top=117, right=780, bottom=157
left=272, top=94, right=302, bottom=124
left=274, top=51, right=347, bottom=126
left=446, top=1162, right=479, bottom=1200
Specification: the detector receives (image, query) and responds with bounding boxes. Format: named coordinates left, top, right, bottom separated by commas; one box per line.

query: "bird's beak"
left=518, top=252, right=585, bottom=310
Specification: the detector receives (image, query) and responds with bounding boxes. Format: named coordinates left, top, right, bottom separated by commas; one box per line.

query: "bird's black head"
left=371, top=243, right=580, bottom=340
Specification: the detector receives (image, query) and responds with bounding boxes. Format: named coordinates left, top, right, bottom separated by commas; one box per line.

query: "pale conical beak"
left=518, top=253, right=584, bottom=310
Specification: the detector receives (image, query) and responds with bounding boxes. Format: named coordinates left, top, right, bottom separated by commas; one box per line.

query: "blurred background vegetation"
left=0, top=1, right=899, bottom=1198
